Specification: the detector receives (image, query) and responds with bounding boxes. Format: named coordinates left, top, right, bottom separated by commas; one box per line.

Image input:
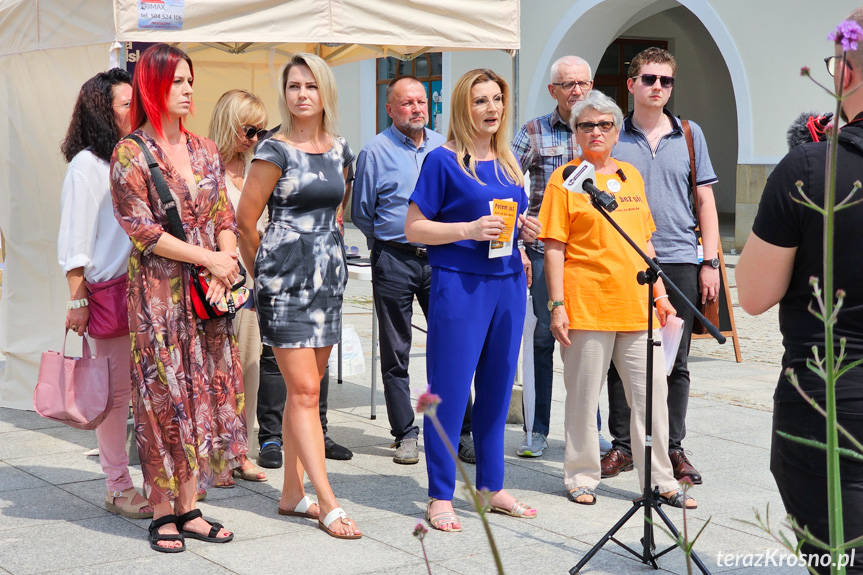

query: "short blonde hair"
left=277, top=53, right=339, bottom=138
left=208, top=89, right=267, bottom=161
left=448, top=68, right=523, bottom=187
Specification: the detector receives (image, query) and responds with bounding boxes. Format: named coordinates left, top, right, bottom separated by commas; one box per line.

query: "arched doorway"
left=524, top=0, right=746, bottom=245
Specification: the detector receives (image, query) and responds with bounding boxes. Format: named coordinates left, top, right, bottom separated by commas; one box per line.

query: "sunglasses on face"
left=633, top=74, right=675, bottom=88
left=241, top=125, right=267, bottom=140
left=576, top=121, right=616, bottom=134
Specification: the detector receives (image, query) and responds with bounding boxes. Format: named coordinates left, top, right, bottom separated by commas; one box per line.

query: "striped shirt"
left=511, top=107, right=579, bottom=252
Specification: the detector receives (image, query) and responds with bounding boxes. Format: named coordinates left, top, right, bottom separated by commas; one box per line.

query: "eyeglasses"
left=472, top=94, right=505, bottom=112
left=633, top=74, right=675, bottom=88
left=241, top=125, right=267, bottom=140
left=825, top=55, right=854, bottom=77
left=576, top=121, right=616, bottom=134
left=551, top=81, right=592, bottom=93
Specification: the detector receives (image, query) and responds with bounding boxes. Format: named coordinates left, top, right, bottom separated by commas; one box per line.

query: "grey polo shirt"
left=612, top=110, right=717, bottom=264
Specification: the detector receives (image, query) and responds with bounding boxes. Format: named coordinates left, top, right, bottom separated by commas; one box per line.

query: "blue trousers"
left=425, top=268, right=526, bottom=500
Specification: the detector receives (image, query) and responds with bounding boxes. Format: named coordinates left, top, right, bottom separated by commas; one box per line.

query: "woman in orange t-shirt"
left=538, top=91, right=695, bottom=509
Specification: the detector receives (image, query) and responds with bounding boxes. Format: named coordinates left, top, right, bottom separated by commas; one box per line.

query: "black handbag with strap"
left=124, top=134, right=247, bottom=320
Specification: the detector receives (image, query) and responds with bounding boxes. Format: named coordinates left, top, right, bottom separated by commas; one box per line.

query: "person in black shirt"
left=738, top=10, right=863, bottom=572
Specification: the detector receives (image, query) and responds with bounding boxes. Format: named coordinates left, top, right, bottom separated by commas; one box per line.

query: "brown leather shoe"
left=600, top=447, right=634, bottom=478
left=669, top=450, right=703, bottom=484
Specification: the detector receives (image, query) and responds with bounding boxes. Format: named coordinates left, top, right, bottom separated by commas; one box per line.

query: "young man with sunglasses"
left=602, top=47, right=719, bottom=485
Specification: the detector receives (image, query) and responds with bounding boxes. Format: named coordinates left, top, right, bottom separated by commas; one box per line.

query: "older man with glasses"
left=511, top=56, right=614, bottom=458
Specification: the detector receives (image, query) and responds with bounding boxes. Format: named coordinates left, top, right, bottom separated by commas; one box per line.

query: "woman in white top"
left=207, top=89, right=268, bottom=486
left=57, top=68, right=152, bottom=519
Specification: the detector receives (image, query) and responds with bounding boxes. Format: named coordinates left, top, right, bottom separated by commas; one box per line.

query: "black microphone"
left=786, top=111, right=833, bottom=150
left=562, top=164, right=618, bottom=212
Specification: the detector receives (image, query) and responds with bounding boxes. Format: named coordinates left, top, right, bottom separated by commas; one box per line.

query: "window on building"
left=376, top=53, right=443, bottom=134
left=594, top=39, right=669, bottom=114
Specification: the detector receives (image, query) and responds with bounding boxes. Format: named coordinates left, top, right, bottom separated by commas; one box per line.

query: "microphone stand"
left=570, top=189, right=723, bottom=575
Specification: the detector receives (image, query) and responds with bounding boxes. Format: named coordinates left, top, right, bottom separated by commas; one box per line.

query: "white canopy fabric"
left=0, top=0, right=519, bottom=409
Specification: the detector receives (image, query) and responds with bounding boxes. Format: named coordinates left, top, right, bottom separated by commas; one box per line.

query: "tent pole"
left=512, top=49, right=520, bottom=128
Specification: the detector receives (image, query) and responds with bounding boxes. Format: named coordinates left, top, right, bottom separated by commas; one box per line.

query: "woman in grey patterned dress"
left=237, top=53, right=360, bottom=540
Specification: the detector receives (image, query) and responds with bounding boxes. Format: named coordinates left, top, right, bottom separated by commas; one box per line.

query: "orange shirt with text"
left=537, top=159, right=655, bottom=331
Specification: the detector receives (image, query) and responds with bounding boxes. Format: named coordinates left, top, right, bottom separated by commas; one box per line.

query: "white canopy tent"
left=0, top=0, right=520, bottom=409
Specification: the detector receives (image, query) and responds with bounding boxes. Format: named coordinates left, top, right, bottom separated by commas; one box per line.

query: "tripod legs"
left=570, top=495, right=711, bottom=574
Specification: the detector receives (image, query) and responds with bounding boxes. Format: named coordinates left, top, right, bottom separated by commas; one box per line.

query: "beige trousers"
left=561, top=329, right=678, bottom=494
left=233, top=307, right=261, bottom=433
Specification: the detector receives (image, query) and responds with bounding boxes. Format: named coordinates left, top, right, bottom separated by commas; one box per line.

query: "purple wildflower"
left=800, top=66, right=811, bottom=76
left=829, top=20, right=863, bottom=52
left=416, top=387, right=441, bottom=414
left=413, top=519, right=429, bottom=538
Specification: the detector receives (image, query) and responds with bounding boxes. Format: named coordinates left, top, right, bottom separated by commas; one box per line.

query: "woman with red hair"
left=110, top=43, right=244, bottom=553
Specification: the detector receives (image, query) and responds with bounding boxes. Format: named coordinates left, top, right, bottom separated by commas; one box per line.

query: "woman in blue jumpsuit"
left=405, top=68, right=542, bottom=532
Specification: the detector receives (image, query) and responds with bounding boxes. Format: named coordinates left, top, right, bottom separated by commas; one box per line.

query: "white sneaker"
left=516, top=431, right=548, bottom=457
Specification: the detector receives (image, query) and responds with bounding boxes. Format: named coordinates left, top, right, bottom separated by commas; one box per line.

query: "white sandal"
left=318, top=507, right=362, bottom=540
left=278, top=495, right=318, bottom=518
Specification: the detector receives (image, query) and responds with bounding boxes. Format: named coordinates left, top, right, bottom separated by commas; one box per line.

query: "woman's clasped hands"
left=203, top=250, right=240, bottom=305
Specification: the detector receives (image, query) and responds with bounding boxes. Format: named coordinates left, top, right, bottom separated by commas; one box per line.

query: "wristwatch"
left=700, top=257, right=720, bottom=269
left=67, top=297, right=89, bottom=310
left=547, top=300, right=565, bottom=312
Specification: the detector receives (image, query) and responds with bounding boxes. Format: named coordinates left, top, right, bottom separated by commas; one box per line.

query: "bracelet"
left=67, top=297, right=89, bottom=310
left=654, top=294, right=669, bottom=302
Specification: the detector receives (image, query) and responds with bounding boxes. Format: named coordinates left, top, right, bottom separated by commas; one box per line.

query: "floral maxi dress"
left=110, top=130, right=248, bottom=504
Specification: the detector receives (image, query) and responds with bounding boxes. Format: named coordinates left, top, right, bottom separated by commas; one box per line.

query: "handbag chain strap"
left=125, top=134, right=187, bottom=242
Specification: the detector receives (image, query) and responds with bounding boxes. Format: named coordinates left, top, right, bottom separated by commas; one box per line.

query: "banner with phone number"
left=138, top=0, right=184, bottom=31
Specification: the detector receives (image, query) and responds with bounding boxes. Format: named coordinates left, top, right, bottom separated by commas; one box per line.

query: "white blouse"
left=57, top=150, right=130, bottom=283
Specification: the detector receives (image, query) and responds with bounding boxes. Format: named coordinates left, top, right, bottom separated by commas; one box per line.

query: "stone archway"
left=524, top=0, right=747, bottom=244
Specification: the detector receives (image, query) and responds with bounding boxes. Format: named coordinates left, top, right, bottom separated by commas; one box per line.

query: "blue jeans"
left=525, top=247, right=555, bottom=436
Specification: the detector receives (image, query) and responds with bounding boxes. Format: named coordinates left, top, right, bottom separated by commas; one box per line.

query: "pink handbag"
left=86, top=275, right=128, bottom=339
left=33, top=330, right=113, bottom=430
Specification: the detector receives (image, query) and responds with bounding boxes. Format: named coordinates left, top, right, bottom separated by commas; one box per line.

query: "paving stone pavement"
left=0, top=227, right=815, bottom=574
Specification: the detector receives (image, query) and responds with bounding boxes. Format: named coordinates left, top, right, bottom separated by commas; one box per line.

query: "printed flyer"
left=488, top=198, right=518, bottom=259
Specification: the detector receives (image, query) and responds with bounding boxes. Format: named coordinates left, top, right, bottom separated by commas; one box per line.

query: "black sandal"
left=177, top=509, right=234, bottom=543
left=148, top=514, right=185, bottom=553
left=659, top=490, right=698, bottom=509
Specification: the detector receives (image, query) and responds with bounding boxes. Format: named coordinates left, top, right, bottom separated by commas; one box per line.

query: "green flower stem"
left=823, top=53, right=845, bottom=574
left=420, top=539, right=432, bottom=575
left=426, top=412, right=504, bottom=575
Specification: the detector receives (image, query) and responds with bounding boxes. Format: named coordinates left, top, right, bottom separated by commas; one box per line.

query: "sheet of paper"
left=658, top=315, right=684, bottom=376
left=488, top=198, right=517, bottom=259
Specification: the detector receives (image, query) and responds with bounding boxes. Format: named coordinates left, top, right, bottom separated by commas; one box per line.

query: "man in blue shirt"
left=353, top=75, right=474, bottom=465
left=603, top=47, right=719, bottom=485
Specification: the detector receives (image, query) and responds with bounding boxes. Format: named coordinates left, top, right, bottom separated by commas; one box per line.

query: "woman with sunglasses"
left=111, top=43, right=244, bottom=552
left=237, top=53, right=360, bottom=540
left=405, top=68, right=541, bottom=532
left=207, top=89, right=268, bottom=488
left=538, top=90, right=695, bottom=509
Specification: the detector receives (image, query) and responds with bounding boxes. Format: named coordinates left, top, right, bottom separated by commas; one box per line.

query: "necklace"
left=645, top=116, right=670, bottom=150
left=226, top=156, right=245, bottom=189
